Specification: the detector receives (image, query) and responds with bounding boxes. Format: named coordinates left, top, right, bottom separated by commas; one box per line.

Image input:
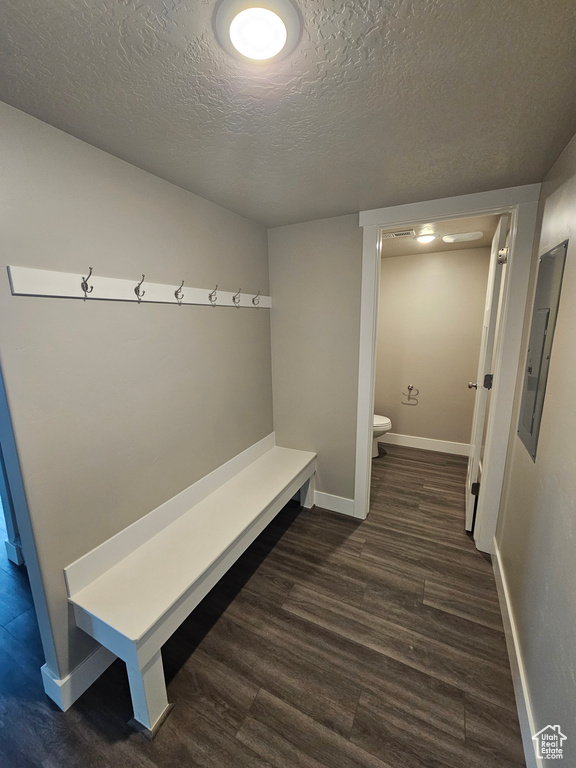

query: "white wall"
left=375, top=247, right=490, bottom=443
left=0, top=102, right=273, bottom=680
left=268, top=215, right=363, bottom=501
left=497, top=132, right=576, bottom=762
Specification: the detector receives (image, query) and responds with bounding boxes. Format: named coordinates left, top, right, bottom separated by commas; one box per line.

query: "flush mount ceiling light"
left=215, top=0, right=301, bottom=62
left=442, top=231, right=484, bottom=243
left=230, top=8, right=286, bottom=59
left=416, top=234, right=436, bottom=244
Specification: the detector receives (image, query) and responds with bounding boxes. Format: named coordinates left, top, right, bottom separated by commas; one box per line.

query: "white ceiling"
left=1, top=0, right=576, bottom=227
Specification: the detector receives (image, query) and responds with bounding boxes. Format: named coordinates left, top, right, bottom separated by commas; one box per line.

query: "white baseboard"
left=42, top=645, right=116, bottom=712
left=4, top=538, right=25, bottom=565
left=314, top=491, right=355, bottom=517
left=493, top=540, right=540, bottom=768
left=379, top=432, right=470, bottom=457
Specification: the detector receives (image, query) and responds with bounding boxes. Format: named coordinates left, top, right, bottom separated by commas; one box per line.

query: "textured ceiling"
left=1, top=0, right=576, bottom=227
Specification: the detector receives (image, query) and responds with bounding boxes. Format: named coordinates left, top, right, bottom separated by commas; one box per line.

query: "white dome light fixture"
left=416, top=234, right=436, bottom=244
left=215, top=0, right=301, bottom=62
left=230, top=8, right=287, bottom=59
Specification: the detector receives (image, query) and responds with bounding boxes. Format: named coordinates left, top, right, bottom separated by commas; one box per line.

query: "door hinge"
left=483, top=373, right=493, bottom=390
left=471, top=482, right=480, bottom=496
left=498, top=247, right=509, bottom=264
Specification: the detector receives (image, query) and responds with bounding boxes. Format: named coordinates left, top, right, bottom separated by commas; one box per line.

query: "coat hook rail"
left=7, top=266, right=272, bottom=309
left=81, top=267, right=94, bottom=300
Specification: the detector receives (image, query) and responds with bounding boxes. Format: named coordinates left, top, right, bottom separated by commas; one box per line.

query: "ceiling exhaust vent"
left=381, top=228, right=416, bottom=239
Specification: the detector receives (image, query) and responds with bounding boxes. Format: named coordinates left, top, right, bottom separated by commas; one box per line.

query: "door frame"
left=0, top=443, right=25, bottom=565
left=466, top=214, right=508, bottom=532
left=353, top=185, right=540, bottom=553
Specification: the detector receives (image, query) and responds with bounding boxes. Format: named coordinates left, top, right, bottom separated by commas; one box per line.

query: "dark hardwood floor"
left=0, top=446, right=525, bottom=767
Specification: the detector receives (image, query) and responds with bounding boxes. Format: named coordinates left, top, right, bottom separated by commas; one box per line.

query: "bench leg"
left=300, top=475, right=316, bottom=509
left=126, top=651, right=173, bottom=739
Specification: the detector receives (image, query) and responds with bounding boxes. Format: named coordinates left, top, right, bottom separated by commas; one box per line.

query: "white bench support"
left=300, top=474, right=316, bottom=509
left=127, top=652, right=173, bottom=738
left=64, top=439, right=316, bottom=736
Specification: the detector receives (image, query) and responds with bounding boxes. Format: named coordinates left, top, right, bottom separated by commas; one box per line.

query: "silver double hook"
left=252, top=290, right=261, bottom=307
left=81, top=267, right=94, bottom=300
left=232, top=288, right=241, bottom=308
left=134, top=274, right=146, bottom=303
left=208, top=284, right=218, bottom=307
left=174, top=280, right=185, bottom=306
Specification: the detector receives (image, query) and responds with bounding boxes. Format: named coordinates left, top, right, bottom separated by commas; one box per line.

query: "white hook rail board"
left=7, top=266, right=271, bottom=309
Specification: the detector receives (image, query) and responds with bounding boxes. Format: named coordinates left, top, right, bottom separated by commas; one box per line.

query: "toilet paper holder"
left=402, top=384, right=419, bottom=405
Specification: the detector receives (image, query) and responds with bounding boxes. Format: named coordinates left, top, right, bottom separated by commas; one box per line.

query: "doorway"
left=0, top=446, right=25, bottom=566
left=353, top=186, right=540, bottom=553
left=373, top=214, right=501, bottom=469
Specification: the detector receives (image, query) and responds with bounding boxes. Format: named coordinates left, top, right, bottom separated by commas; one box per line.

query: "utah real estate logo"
left=532, top=725, right=567, bottom=760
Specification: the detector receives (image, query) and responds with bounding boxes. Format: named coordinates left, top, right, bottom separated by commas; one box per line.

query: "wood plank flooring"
left=0, top=446, right=525, bottom=767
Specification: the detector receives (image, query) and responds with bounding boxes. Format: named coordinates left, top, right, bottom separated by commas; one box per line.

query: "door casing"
left=354, top=185, right=540, bottom=553
left=466, top=214, right=508, bottom=533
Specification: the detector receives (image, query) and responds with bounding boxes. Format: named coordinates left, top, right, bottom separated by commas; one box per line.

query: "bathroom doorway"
left=373, top=213, right=510, bottom=539
left=374, top=213, right=500, bottom=453
left=354, top=186, right=540, bottom=553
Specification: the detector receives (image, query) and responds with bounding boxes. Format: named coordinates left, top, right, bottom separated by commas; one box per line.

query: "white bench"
left=64, top=438, right=316, bottom=737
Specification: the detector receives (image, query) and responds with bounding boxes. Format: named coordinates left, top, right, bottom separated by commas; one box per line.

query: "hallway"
left=0, top=447, right=524, bottom=766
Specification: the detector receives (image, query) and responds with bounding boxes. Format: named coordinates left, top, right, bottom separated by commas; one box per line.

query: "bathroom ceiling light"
left=215, top=0, right=301, bottom=62
left=442, top=231, right=484, bottom=243
left=230, top=8, right=287, bottom=59
left=416, top=234, right=436, bottom=243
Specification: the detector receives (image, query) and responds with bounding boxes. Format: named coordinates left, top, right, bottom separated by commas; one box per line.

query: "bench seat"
left=65, top=444, right=316, bottom=737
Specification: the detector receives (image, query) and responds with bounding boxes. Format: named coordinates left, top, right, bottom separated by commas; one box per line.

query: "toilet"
left=373, top=415, right=392, bottom=457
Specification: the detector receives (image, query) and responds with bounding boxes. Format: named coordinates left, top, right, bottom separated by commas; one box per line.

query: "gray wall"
left=0, top=102, right=273, bottom=678
left=268, top=215, right=362, bottom=501
left=497, top=133, right=576, bottom=756
left=375, top=247, right=490, bottom=444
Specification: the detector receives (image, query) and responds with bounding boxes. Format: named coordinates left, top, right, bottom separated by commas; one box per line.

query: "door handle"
left=468, top=382, right=478, bottom=389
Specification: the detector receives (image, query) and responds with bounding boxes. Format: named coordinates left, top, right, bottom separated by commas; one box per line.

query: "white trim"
left=465, top=216, right=508, bottom=531
left=355, top=185, right=541, bottom=539
left=353, top=225, right=381, bottom=520
left=7, top=266, right=271, bottom=309
left=473, top=200, right=539, bottom=552
left=300, top=474, right=316, bottom=509
left=41, top=645, right=116, bottom=712
left=314, top=491, right=355, bottom=517
left=65, top=433, right=276, bottom=595
left=359, top=184, right=541, bottom=228
left=378, top=433, right=470, bottom=457
left=493, top=541, right=540, bottom=768
left=4, top=538, right=24, bottom=565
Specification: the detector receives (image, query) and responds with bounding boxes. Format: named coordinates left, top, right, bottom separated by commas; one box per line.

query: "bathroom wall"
left=375, top=247, right=490, bottom=445
left=268, top=215, right=363, bottom=501
left=0, top=102, right=273, bottom=680
left=496, top=131, right=576, bottom=761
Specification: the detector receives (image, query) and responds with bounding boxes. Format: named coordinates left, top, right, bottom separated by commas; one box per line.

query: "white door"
left=465, top=215, right=509, bottom=531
